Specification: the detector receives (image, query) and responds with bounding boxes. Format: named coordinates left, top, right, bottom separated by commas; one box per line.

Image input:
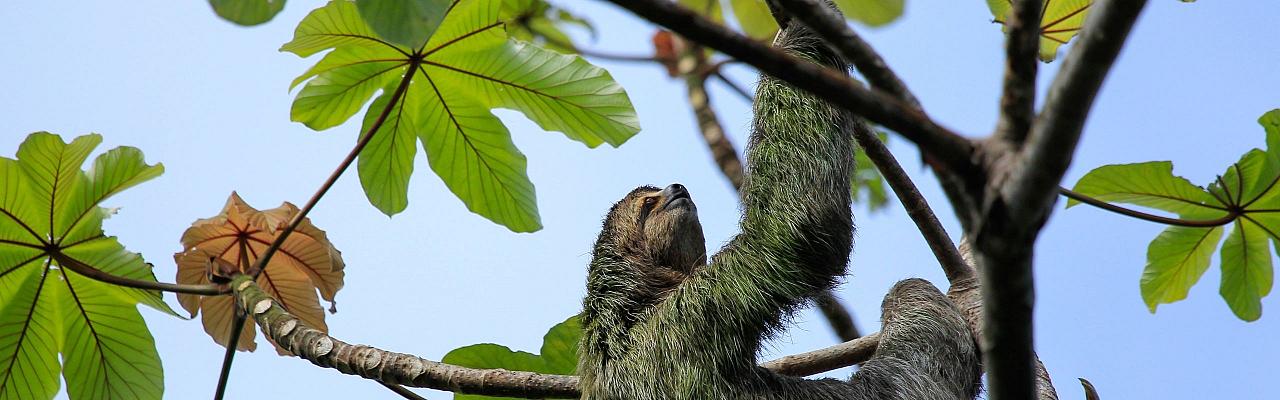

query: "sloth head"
left=598, top=183, right=707, bottom=275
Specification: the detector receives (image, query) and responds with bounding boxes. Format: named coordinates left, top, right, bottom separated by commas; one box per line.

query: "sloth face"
left=605, top=183, right=707, bottom=274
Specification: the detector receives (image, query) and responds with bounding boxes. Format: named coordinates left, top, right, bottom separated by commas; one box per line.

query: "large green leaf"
left=443, top=316, right=581, bottom=400
left=285, top=0, right=640, bottom=231
left=986, top=0, right=1093, bottom=62
left=0, top=132, right=173, bottom=400
left=1069, top=161, right=1228, bottom=219
left=1073, top=110, right=1280, bottom=321
left=208, top=0, right=287, bottom=26
left=1219, top=219, right=1273, bottom=321
left=1141, top=226, right=1223, bottom=313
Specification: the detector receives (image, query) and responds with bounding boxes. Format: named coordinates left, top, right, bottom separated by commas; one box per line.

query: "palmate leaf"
left=986, top=0, right=1093, bottom=62
left=174, top=193, right=344, bottom=354
left=284, top=0, right=640, bottom=232
left=0, top=132, right=173, bottom=400
left=443, top=315, right=581, bottom=400
left=1071, top=109, right=1280, bottom=321
left=356, top=0, right=451, bottom=49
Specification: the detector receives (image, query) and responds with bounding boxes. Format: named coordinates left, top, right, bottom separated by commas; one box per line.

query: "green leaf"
left=286, top=0, right=639, bottom=230
left=1261, top=109, right=1280, bottom=158
left=1070, top=161, right=1228, bottom=219
left=501, top=0, right=596, bottom=54
left=357, top=91, right=418, bottom=216
left=729, top=0, right=778, bottom=39
left=281, top=0, right=400, bottom=57
left=1141, top=225, right=1223, bottom=312
left=415, top=75, right=541, bottom=232
left=835, top=0, right=905, bottom=27
left=430, top=40, right=641, bottom=147
left=1210, top=149, right=1280, bottom=209
left=986, top=0, right=1092, bottom=62
left=851, top=133, right=889, bottom=212
left=443, top=316, right=581, bottom=400
left=0, top=132, right=171, bottom=400
left=1219, top=219, right=1272, bottom=321
left=208, top=0, right=287, bottom=26
left=290, top=48, right=406, bottom=130
left=357, top=0, right=451, bottom=49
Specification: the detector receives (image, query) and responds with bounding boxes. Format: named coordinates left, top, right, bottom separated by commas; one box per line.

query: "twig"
left=51, top=252, right=226, bottom=296
left=711, top=70, right=753, bottom=102
left=851, top=125, right=973, bottom=283
left=379, top=382, right=428, bottom=400
left=602, top=0, right=978, bottom=178
left=995, top=0, right=1043, bottom=144
left=771, top=0, right=920, bottom=108
left=815, top=292, right=861, bottom=341
left=213, top=242, right=253, bottom=400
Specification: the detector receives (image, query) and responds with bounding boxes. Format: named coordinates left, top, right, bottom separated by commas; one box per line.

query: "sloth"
left=577, top=3, right=981, bottom=400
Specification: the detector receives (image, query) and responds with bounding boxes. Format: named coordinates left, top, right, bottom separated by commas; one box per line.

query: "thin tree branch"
left=214, top=242, right=254, bottom=400
left=1010, top=0, right=1149, bottom=221
left=995, top=0, right=1043, bottom=145
left=852, top=125, right=973, bottom=283
left=711, top=70, right=754, bottom=102
left=601, top=0, right=979, bottom=178
left=249, top=62, right=421, bottom=281
left=379, top=382, right=428, bottom=400
left=761, top=332, right=879, bottom=376
left=528, top=25, right=662, bottom=63
left=771, top=0, right=921, bottom=108
left=815, top=292, right=861, bottom=341
left=1059, top=187, right=1237, bottom=227
left=50, top=251, right=227, bottom=296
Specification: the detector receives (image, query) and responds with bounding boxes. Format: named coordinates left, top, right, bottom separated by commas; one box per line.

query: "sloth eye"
left=642, top=197, right=657, bottom=207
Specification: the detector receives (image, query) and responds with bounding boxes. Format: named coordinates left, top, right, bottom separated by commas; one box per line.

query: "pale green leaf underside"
left=1070, top=161, right=1227, bottom=219
left=729, top=0, right=778, bottom=39
left=1219, top=220, right=1272, bottom=321
left=357, top=92, right=418, bottom=216
left=0, top=132, right=171, bottom=400
left=208, top=0, right=286, bottom=26
left=1142, top=225, right=1222, bottom=312
left=285, top=0, right=641, bottom=231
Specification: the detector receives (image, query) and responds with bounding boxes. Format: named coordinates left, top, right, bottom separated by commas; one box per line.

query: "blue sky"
left=2, top=0, right=1278, bottom=399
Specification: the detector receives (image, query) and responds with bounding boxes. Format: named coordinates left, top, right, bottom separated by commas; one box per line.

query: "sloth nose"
left=661, top=183, right=689, bottom=199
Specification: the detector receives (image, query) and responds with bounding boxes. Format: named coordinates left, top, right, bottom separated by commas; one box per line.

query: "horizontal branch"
left=52, top=251, right=228, bottom=296
left=602, top=0, right=978, bottom=177
left=761, top=332, right=878, bottom=376
left=230, top=275, right=883, bottom=398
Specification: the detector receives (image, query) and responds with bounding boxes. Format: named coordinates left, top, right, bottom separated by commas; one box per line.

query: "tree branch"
left=600, top=0, right=978, bottom=177
left=230, top=275, right=885, bottom=398
left=771, top=0, right=920, bottom=108
left=683, top=71, right=744, bottom=190
left=814, top=292, right=862, bottom=341
left=995, top=0, right=1042, bottom=145
left=761, top=332, right=879, bottom=376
